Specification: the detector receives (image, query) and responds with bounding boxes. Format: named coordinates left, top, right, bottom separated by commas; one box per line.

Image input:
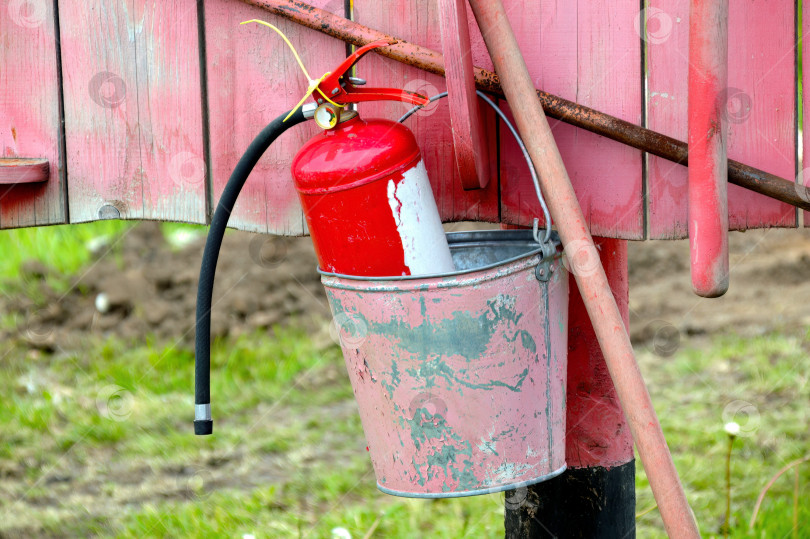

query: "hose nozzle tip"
left=194, top=403, right=212, bottom=435
left=194, top=419, right=213, bottom=435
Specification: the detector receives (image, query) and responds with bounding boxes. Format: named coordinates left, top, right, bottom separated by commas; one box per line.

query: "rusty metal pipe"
left=243, top=0, right=810, bottom=212
left=465, top=0, right=700, bottom=536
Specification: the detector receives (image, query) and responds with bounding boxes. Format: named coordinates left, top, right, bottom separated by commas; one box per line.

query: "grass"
left=2, top=328, right=807, bottom=537
left=0, top=323, right=506, bottom=538
left=0, top=222, right=130, bottom=281
left=635, top=332, right=810, bottom=538
left=0, top=222, right=808, bottom=537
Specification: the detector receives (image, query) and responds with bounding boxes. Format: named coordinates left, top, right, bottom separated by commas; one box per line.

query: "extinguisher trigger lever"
left=317, top=40, right=430, bottom=108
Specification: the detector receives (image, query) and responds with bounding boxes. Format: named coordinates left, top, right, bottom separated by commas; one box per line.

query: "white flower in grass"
left=331, top=527, right=352, bottom=539
left=724, top=421, right=741, bottom=437
left=95, top=293, right=111, bottom=314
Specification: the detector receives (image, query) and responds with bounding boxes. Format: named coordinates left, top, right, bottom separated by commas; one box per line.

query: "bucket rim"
left=319, top=229, right=560, bottom=283
left=375, top=464, right=567, bottom=499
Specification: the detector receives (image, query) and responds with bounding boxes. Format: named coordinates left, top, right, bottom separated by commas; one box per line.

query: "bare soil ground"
left=1, top=223, right=333, bottom=352
left=5, top=223, right=809, bottom=352
left=628, top=228, right=810, bottom=346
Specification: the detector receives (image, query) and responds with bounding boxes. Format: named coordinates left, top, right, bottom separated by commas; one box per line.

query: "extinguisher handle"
left=317, top=40, right=430, bottom=107
left=332, top=85, right=429, bottom=106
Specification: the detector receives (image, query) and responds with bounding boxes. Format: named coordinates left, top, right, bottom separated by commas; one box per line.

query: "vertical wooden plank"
left=355, top=0, right=499, bottom=224
left=438, top=0, right=490, bottom=190
left=203, top=0, right=346, bottom=234
left=647, top=0, right=796, bottom=239
left=726, top=1, right=795, bottom=231
left=498, top=0, right=644, bottom=239
left=645, top=1, right=689, bottom=238
left=0, top=0, right=65, bottom=228
left=497, top=0, right=573, bottom=231
left=59, top=1, right=206, bottom=224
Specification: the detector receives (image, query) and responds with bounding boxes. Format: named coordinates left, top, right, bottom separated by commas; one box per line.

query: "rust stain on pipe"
left=243, top=0, right=810, bottom=212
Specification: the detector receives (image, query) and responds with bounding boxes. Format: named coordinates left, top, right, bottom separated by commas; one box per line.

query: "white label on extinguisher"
left=386, top=160, right=456, bottom=276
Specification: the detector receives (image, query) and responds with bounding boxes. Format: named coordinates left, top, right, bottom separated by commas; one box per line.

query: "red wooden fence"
left=0, top=0, right=803, bottom=237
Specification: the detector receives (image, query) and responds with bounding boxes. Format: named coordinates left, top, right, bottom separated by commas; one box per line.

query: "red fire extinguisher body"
left=291, top=115, right=454, bottom=277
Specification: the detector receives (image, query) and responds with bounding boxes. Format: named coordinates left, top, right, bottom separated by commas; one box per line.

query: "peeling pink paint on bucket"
left=321, top=230, right=569, bottom=497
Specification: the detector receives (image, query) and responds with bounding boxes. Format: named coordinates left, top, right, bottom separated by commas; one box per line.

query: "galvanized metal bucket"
left=320, top=229, right=568, bottom=498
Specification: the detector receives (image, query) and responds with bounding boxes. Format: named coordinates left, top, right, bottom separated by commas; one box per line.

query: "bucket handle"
left=400, top=91, right=554, bottom=250
left=468, top=93, right=553, bottom=249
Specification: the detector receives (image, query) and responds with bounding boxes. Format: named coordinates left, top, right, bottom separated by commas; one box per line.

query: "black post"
left=504, top=463, right=636, bottom=538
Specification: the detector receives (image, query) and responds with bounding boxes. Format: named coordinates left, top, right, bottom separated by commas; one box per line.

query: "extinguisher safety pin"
left=240, top=19, right=346, bottom=121
left=242, top=20, right=427, bottom=117
left=317, top=41, right=429, bottom=107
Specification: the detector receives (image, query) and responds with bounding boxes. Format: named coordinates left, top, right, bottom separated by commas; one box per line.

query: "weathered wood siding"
left=59, top=1, right=207, bottom=224
left=498, top=0, right=644, bottom=239
left=0, top=0, right=802, bottom=238
left=203, top=0, right=345, bottom=234
left=647, top=0, right=797, bottom=239
left=1, top=0, right=66, bottom=228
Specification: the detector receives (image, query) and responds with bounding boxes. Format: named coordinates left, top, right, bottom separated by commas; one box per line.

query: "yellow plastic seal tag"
left=240, top=19, right=344, bottom=121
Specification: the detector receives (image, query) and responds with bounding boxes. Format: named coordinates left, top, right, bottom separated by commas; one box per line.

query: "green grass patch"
left=0, top=221, right=131, bottom=280
left=1, top=235, right=808, bottom=538
left=635, top=332, right=810, bottom=538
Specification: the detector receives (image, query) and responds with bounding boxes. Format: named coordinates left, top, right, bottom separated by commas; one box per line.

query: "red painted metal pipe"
left=242, top=0, right=810, bottom=213
left=688, top=0, right=729, bottom=298
left=465, top=0, right=699, bottom=536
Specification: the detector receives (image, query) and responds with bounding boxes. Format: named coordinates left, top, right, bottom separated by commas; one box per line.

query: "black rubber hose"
left=195, top=108, right=306, bottom=435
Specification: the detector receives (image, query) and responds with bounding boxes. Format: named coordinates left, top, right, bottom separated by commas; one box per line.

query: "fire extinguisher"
left=291, top=42, right=455, bottom=277
left=193, top=40, right=454, bottom=434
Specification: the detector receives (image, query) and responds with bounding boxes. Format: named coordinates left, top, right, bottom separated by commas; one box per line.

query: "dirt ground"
left=628, top=227, right=810, bottom=347
left=1, top=223, right=333, bottom=352
left=4, top=223, right=809, bottom=352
